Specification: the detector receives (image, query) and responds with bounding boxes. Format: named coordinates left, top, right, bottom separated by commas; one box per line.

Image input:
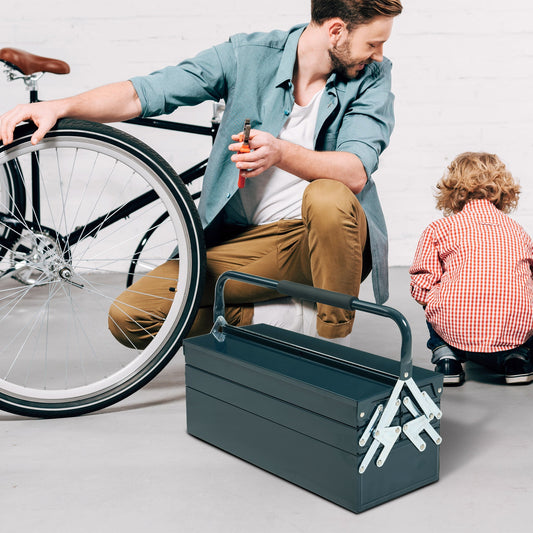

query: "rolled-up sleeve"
left=130, top=42, right=236, bottom=117
left=337, top=59, right=394, bottom=178
left=409, top=226, right=443, bottom=305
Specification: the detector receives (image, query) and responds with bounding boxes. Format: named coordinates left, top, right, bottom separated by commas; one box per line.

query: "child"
left=410, top=152, right=533, bottom=386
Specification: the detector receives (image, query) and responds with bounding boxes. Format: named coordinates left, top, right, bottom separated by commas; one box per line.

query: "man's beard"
left=328, top=44, right=369, bottom=80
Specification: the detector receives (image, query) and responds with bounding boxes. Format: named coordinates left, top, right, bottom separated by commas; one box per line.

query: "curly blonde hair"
left=435, top=152, right=520, bottom=215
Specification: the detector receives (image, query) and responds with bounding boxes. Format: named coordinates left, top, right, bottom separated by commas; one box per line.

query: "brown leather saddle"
left=0, top=48, right=70, bottom=75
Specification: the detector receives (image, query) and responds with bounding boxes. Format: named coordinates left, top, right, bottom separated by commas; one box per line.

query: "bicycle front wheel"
left=0, top=119, right=205, bottom=417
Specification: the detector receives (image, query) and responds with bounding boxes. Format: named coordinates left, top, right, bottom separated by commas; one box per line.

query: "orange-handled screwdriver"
left=238, top=118, right=251, bottom=188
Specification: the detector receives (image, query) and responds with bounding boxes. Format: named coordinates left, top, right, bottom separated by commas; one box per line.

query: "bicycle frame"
left=124, top=114, right=221, bottom=197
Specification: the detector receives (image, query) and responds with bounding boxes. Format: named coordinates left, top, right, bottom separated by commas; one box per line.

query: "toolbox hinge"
left=211, top=315, right=228, bottom=342
left=358, top=378, right=442, bottom=474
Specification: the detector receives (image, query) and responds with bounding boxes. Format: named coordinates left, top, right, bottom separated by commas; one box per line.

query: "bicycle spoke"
left=68, top=150, right=100, bottom=243
left=0, top=285, right=35, bottom=321
left=57, top=281, right=105, bottom=388
left=0, top=283, right=40, bottom=307
left=70, top=208, right=173, bottom=270
left=38, top=149, right=61, bottom=237
left=55, top=147, right=78, bottom=245
left=74, top=274, right=144, bottom=353
left=69, top=195, right=159, bottom=263
left=79, top=274, right=159, bottom=350
left=3, top=281, right=62, bottom=380
left=21, top=287, right=49, bottom=389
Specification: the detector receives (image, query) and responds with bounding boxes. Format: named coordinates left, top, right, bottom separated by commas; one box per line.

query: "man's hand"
left=229, top=129, right=282, bottom=178
left=0, top=101, right=61, bottom=146
left=228, top=126, right=368, bottom=193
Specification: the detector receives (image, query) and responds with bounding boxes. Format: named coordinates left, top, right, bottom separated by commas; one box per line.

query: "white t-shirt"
left=239, top=88, right=324, bottom=226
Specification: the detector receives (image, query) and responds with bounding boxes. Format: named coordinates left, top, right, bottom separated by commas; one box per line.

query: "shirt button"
left=226, top=193, right=231, bottom=199
left=284, top=110, right=290, bottom=116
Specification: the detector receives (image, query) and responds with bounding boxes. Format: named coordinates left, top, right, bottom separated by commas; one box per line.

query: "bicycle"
left=0, top=48, right=218, bottom=418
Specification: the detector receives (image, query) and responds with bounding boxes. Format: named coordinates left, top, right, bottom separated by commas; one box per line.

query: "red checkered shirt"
left=410, top=199, right=533, bottom=352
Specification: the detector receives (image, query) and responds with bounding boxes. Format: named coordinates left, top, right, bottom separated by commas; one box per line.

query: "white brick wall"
left=2, top=0, right=532, bottom=266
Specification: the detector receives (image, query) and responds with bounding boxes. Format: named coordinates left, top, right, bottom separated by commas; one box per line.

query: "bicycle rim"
left=0, top=119, right=205, bottom=417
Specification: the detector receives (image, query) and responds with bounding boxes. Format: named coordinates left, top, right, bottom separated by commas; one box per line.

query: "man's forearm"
left=54, top=81, right=142, bottom=123
left=277, top=140, right=368, bottom=194
left=0, top=80, right=142, bottom=145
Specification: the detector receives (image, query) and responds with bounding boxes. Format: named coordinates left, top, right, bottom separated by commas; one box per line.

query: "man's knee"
left=108, top=260, right=179, bottom=349
left=107, top=282, right=170, bottom=350
left=302, top=179, right=363, bottom=227
left=108, top=299, right=135, bottom=348
left=108, top=292, right=157, bottom=350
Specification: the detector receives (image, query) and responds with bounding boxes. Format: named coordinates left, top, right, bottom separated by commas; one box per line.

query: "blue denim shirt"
left=131, top=24, right=394, bottom=303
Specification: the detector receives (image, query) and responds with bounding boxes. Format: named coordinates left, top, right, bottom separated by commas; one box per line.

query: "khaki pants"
left=108, top=179, right=370, bottom=348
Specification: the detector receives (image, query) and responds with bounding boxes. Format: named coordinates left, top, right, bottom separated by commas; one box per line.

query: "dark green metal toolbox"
left=183, top=272, right=443, bottom=513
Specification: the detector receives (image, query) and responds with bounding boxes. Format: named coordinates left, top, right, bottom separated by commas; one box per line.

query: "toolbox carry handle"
left=213, top=271, right=413, bottom=380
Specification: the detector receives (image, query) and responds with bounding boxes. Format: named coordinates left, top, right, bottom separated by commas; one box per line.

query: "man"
left=0, top=0, right=403, bottom=348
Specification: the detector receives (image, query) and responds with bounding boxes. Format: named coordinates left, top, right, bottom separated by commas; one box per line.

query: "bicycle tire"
left=0, top=159, right=26, bottom=250
left=0, top=119, right=205, bottom=417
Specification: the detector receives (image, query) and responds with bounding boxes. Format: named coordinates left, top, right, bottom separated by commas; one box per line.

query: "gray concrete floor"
left=2, top=267, right=532, bottom=532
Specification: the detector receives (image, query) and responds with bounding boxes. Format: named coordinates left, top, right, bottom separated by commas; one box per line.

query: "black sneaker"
left=435, top=358, right=465, bottom=386
left=504, top=356, right=533, bottom=385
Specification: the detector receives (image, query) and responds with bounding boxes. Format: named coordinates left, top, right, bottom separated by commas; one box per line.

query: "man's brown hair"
left=311, top=0, right=403, bottom=29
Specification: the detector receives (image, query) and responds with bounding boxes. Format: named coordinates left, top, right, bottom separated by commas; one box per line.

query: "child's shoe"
left=504, top=355, right=533, bottom=384
left=435, top=357, right=465, bottom=386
